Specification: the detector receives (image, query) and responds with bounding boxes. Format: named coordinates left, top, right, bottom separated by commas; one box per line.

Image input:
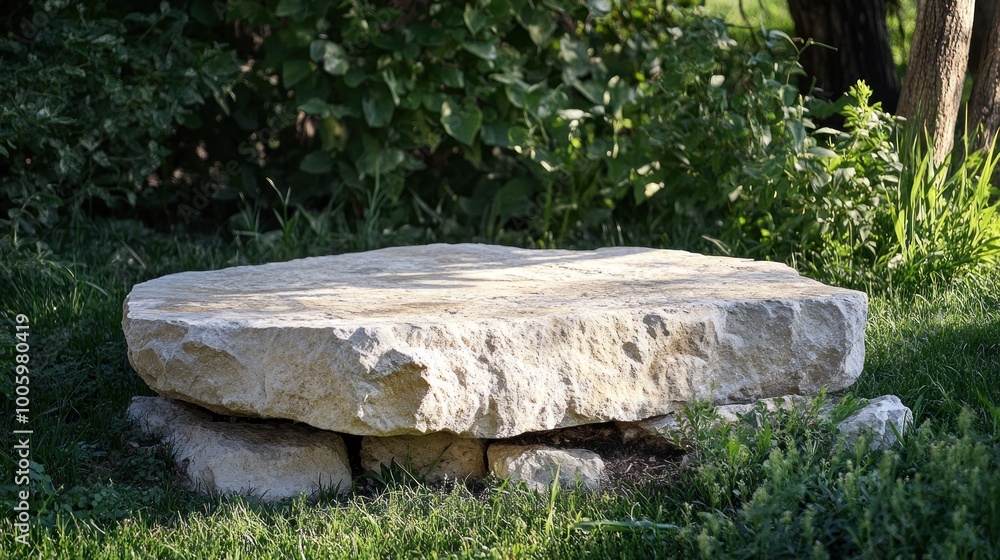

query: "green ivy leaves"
left=309, top=40, right=349, bottom=76
left=362, top=87, right=395, bottom=128
left=440, top=100, right=482, bottom=146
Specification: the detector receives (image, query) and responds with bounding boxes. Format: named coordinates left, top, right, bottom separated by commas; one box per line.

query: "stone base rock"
left=619, top=394, right=912, bottom=451
left=361, top=433, right=485, bottom=482
left=488, top=444, right=605, bottom=492
left=123, top=244, right=867, bottom=438
left=127, top=396, right=351, bottom=500
left=837, top=395, right=913, bottom=450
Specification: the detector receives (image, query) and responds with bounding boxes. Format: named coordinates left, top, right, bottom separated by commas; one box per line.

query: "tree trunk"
left=969, top=0, right=1000, bottom=152
left=787, top=0, right=900, bottom=114
left=969, top=0, right=997, bottom=78
left=897, top=0, right=975, bottom=163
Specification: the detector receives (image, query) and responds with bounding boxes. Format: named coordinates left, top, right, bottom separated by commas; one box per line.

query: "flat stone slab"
left=123, top=244, right=867, bottom=438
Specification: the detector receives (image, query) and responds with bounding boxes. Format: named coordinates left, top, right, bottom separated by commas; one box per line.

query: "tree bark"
left=787, top=0, right=900, bottom=114
left=897, top=0, right=975, bottom=163
left=969, top=0, right=1000, bottom=152
left=969, top=0, right=997, bottom=77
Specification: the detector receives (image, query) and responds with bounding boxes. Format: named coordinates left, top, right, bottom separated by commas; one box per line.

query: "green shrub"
left=146, top=1, right=828, bottom=248
left=0, top=0, right=239, bottom=238
left=691, top=411, right=1000, bottom=558
left=581, top=401, right=1000, bottom=558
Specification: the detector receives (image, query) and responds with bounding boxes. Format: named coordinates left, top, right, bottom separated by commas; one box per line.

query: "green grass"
left=2, top=218, right=999, bottom=558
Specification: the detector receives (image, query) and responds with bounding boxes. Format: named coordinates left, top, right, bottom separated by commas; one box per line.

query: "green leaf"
left=319, top=117, right=347, bottom=152
left=344, top=67, right=367, bottom=88
left=480, top=123, right=510, bottom=147
left=382, top=70, right=403, bottom=105
left=362, top=87, right=395, bottom=128
left=357, top=148, right=405, bottom=176
left=517, top=7, right=556, bottom=46
left=788, top=120, right=807, bottom=153
left=507, top=126, right=530, bottom=149
left=310, top=40, right=349, bottom=76
left=584, top=0, right=611, bottom=15
left=462, top=41, right=497, bottom=61
left=300, top=150, right=333, bottom=174
left=808, top=146, right=839, bottom=158
left=439, top=66, right=464, bottom=88
left=275, top=0, right=310, bottom=18
left=493, top=178, right=538, bottom=224
left=298, top=98, right=355, bottom=118
left=190, top=0, right=223, bottom=25
left=464, top=5, right=489, bottom=35
left=505, top=82, right=546, bottom=111
left=441, top=100, right=483, bottom=146
left=282, top=60, right=312, bottom=88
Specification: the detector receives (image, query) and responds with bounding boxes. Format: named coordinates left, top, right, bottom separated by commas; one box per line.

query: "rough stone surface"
left=127, top=396, right=351, bottom=500
left=837, top=395, right=913, bottom=450
left=488, top=444, right=605, bottom=492
left=361, top=433, right=486, bottom=482
left=123, top=243, right=867, bottom=438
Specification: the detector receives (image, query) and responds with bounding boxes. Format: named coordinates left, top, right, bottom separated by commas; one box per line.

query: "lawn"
left=1, top=218, right=998, bottom=558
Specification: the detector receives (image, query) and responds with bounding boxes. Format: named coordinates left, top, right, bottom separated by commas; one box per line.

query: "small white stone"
left=620, top=394, right=912, bottom=452
left=127, top=396, right=351, bottom=500
left=837, top=395, right=913, bottom=450
left=487, top=444, right=605, bottom=492
left=361, top=432, right=485, bottom=482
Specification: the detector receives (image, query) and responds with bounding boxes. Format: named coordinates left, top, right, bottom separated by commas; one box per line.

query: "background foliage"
left=3, top=0, right=999, bottom=291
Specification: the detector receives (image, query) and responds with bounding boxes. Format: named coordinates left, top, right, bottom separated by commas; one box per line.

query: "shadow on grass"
left=854, top=282, right=1000, bottom=432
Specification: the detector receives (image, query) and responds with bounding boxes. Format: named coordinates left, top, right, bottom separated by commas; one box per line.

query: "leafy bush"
left=140, top=1, right=831, bottom=248
left=775, top=82, right=1000, bottom=292
left=690, top=410, right=1000, bottom=558
left=581, top=401, right=1000, bottom=558
left=0, top=0, right=239, bottom=238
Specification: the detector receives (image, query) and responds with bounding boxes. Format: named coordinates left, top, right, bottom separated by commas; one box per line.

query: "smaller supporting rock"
left=361, top=433, right=486, bottom=483
left=837, top=395, right=913, bottom=450
left=619, top=394, right=912, bottom=452
left=128, top=396, right=352, bottom=500
left=487, top=444, right=605, bottom=492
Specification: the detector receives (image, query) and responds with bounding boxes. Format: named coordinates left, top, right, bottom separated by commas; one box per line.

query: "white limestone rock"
left=837, top=395, right=913, bottom=450
left=127, top=396, right=351, bottom=500
left=361, top=432, right=486, bottom=482
left=487, top=444, right=605, bottom=492
left=122, top=243, right=867, bottom=438
left=621, top=394, right=912, bottom=452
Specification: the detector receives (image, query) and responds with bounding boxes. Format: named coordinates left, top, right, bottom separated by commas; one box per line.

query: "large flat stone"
left=123, top=244, right=867, bottom=438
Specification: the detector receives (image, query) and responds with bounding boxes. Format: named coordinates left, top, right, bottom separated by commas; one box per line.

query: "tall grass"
left=884, top=131, right=1000, bottom=288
